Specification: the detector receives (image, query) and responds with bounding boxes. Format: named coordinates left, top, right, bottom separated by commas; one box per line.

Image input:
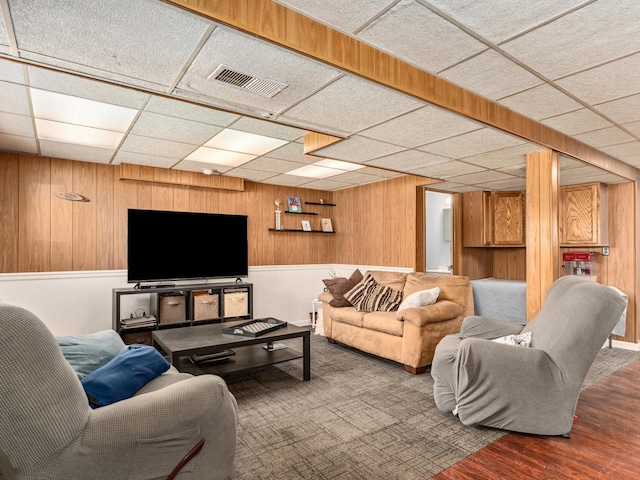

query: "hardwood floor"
left=431, top=357, right=640, bottom=479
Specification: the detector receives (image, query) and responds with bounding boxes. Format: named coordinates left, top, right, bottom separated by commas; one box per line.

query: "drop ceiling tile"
left=0, top=58, right=24, bottom=83
left=541, top=109, right=613, bottom=136
left=357, top=166, right=403, bottom=178
left=145, top=95, right=240, bottom=126
left=446, top=169, right=515, bottom=185
left=299, top=178, right=353, bottom=191
left=0, top=133, right=38, bottom=154
left=498, top=84, right=582, bottom=120
left=172, top=160, right=234, bottom=174
left=621, top=154, right=640, bottom=167
left=622, top=120, right=640, bottom=137
left=595, top=94, right=640, bottom=125
left=262, top=142, right=318, bottom=164
left=223, top=167, right=277, bottom=183
left=0, top=7, right=9, bottom=52
left=462, top=143, right=541, bottom=169
left=408, top=160, right=485, bottom=179
left=501, top=0, right=640, bottom=78
left=280, top=75, right=424, bottom=135
left=0, top=111, right=34, bottom=137
left=178, top=25, right=341, bottom=115
left=427, top=182, right=478, bottom=193
left=440, top=50, right=543, bottom=100
left=129, top=111, right=221, bottom=145
left=496, top=163, right=527, bottom=178
left=229, top=116, right=306, bottom=141
left=559, top=154, right=587, bottom=170
left=363, top=149, right=449, bottom=171
left=477, top=177, right=527, bottom=191
left=357, top=0, right=485, bottom=73
left=360, top=105, right=481, bottom=148
left=328, top=170, right=384, bottom=184
left=27, top=66, right=148, bottom=109
left=112, top=151, right=178, bottom=168
left=273, top=0, right=394, bottom=34
left=559, top=165, right=614, bottom=185
left=419, top=128, right=525, bottom=159
left=12, top=0, right=212, bottom=87
left=240, top=157, right=305, bottom=174
left=556, top=52, right=640, bottom=105
left=119, top=134, right=197, bottom=159
left=600, top=141, right=640, bottom=159
left=261, top=174, right=313, bottom=187
left=313, top=135, right=404, bottom=162
left=0, top=81, right=30, bottom=115
left=574, top=127, right=635, bottom=148
left=39, top=140, right=114, bottom=164
left=427, top=0, right=586, bottom=43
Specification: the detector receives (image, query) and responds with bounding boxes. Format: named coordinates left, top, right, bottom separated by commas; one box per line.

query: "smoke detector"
left=207, top=65, right=288, bottom=98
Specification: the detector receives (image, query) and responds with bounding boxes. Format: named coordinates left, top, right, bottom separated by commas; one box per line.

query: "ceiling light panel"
left=286, top=164, right=342, bottom=178
left=35, top=118, right=124, bottom=149
left=31, top=89, right=137, bottom=132
left=357, top=0, right=486, bottom=73
left=11, top=0, right=212, bottom=88
left=185, top=146, right=256, bottom=166
left=204, top=129, right=288, bottom=155
left=315, top=159, right=364, bottom=171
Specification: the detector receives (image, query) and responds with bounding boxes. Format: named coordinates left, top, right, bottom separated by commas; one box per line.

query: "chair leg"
left=166, top=439, right=205, bottom=480
left=404, top=365, right=427, bottom=375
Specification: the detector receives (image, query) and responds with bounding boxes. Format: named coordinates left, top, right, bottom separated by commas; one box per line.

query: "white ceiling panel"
left=600, top=141, right=640, bottom=159
left=224, top=167, right=277, bottom=183
left=462, top=143, right=541, bottom=169
left=239, top=157, right=305, bottom=174
left=501, top=0, right=640, bottom=79
left=0, top=6, right=10, bottom=51
left=498, top=84, right=582, bottom=120
left=0, top=81, right=30, bottom=115
left=0, top=133, right=37, bottom=154
left=313, top=135, right=404, bottom=163
left=556, top=52, right=640, bottom=105
left=230, top=116, right=306, bottom=141
left=299, top=178, right=354, bottom=191
left=357, top=0, right=486, bottom=73
left=440, top=50, right=542, bottom=101
left=119, top=134, right=197, bottom=159
left=541, top=109, right=613, bottom=136
left=178, top=25, right=342, bottom=115
left=261, top=142, right=319, bottom=164
left=360, top=105, right=481, bottom=148
left=27, top=66, right=148, bottom=109
left=426, top=180, right=477, bottom=193
left=329, top=170, right=387, bottom=185
left=446, top=169, right=516, bottom=185
left=358, top=166, right=403, bottom=178
left=595, top=94, right=640, bottom=125
left=408, top=160, right=485, bottom=179
left=496, top=163, right=527, bottom=178
left=574, top=127, right=635, bottom=149
left=272, top=0, right=394, bottom=34
left=363, top=149, right=450, bottom=171
left=281, top=75, right=424, bottom=136
left=172, top=159, right=234, bottom=174
left=0, top=58, right=24, bottom=83
left=426, top=0, right=588, bottom=43
left=257, top=173, right=313, bottom=188
left=129, top=111, right=221, bottom=145
left=112, top=151, right=177, bottom=168
left=0, top=111, right=34, bottom=137
left=39, top=139, right=114, bottom=164
left=478, top=177, right=527, bottom=191
left=144, top=95, right=239, bottom=126
left=11, top=0, right=211, bottom=87
left=559, top=154, right=588, bottom=170
left=420, top=128, right=525, bottom=159
left=623, top=121, right=640, bottom=138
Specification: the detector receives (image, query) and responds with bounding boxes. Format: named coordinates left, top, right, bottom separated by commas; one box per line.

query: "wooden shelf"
left=268, top=228, right=334, bottom=234
left=305, top=201, right=336, bottom=206
left=284, top=210, right=318, bottom=215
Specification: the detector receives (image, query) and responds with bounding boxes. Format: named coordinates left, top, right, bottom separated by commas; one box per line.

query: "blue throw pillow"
left=56, top=330, right=126, bottom=379
left=81, top=344, right=170, bottom=408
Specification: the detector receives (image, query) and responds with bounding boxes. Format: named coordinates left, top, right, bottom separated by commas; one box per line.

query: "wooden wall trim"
left=165, top=0, right=639, bottom=182
left=119, top=163, right=244, bottom=191
left=303, top=132, right=343, bottom=154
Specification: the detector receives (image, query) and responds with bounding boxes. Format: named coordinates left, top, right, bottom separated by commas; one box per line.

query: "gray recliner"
left=431, top=275, right=626, bottom=436
left=0, top=302, right=238, bottom=480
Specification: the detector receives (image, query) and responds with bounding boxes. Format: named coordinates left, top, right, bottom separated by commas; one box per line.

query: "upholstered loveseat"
left=318, top=271, right=474, bottom=374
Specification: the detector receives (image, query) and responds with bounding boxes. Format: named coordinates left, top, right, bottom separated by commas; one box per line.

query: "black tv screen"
left=127, top=209, right=249, bottom=284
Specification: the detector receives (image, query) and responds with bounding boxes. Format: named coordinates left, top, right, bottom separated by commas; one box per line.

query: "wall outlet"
left=602, top=246, right=610, bottom=256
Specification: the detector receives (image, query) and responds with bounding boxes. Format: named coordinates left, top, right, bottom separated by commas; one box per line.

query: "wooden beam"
left=119, top=163, right=244, bottom=192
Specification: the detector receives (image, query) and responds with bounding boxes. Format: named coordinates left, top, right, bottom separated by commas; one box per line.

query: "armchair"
left=431, top=276, right=626, bottom=436
left=0, top=302, right=237, bottom=480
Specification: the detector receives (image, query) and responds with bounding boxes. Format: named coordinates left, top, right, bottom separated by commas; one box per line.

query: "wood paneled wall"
left=0, top=153, right=338, bottom=273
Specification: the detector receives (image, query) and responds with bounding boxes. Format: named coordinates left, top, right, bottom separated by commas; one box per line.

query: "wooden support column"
left=526, top=150, right=559, bottom=321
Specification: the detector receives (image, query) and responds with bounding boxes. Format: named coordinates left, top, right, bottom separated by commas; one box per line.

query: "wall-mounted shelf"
left=268, top=228, right=334, bottom=234
left=284, top=211, right=318, bottom=215
left=305, top=201, right=336, bottom=206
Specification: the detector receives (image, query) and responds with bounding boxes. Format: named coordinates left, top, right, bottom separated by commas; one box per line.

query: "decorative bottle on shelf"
left=275, top=199, right=281, bottom=230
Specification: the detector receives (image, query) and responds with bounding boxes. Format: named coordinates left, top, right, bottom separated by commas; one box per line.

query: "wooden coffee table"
left=152, top=319, right=311, bottom=381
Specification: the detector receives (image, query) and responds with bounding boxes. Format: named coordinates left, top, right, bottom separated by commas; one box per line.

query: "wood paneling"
left=492, top=249, right=526, bottom=280
left=72, top=161, right=97, bottom=271
left=303, top=132, right=342, bottom=154
left=50, top=158, right=74, bottom=271
left=96, top=164, right=115, bottom=270
left=0, top=154, right=19, bottom=272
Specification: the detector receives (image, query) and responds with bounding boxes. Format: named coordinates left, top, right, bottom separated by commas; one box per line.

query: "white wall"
left=0, top=264, right=411, bottom=335
left=426, top=191, right=452, bottom=272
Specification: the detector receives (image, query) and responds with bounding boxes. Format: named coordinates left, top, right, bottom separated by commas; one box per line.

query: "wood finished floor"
left=431, top=357, right=640, bottom=479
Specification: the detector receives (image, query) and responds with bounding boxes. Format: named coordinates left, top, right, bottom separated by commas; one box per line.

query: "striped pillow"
left=344, top=273, right=404, bottom=312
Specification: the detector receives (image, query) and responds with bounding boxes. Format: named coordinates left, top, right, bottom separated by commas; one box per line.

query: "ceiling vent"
left=208, top=65, right=288, bottom=98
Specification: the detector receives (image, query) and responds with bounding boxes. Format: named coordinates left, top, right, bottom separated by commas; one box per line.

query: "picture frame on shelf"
left=321, top=218, right=333, bottom=232
left=301, top=220, right=311, bottom=231
left=287, top=196, right=302, bottom=213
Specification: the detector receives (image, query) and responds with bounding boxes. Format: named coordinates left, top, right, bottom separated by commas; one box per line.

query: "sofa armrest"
left=460, top=315, right=524, bottom=339
left=318, top=291, right=333, bottom=304
left=396, top=300, right=463, bottom=327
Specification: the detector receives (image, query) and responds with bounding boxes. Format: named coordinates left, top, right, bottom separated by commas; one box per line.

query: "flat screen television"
left=127, top=209, right=249, bottom=284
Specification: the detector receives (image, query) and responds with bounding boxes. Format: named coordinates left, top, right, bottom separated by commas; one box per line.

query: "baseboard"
left=608, top=339, right=640, bottom=351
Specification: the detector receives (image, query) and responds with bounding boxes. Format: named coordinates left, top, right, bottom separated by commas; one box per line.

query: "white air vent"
left=207, top=65, right=288, bottom=98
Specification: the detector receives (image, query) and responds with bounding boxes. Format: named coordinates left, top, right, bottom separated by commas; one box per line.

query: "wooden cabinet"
left=560, top=182, right=608, bottom=246
left=463, top=191, right=525, bottom=247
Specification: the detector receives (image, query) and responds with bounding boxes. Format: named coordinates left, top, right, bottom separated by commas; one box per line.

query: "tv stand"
left=113, top=282, right=253, bottom=345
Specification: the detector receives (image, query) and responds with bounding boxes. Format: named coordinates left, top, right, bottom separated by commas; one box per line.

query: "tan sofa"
left=318, top=271, right=474, bottom=374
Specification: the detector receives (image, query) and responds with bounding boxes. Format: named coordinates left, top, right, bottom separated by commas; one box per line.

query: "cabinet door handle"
left=200, top=300, right=214, bottom=304
left=166, top=301, right=180, bottom=306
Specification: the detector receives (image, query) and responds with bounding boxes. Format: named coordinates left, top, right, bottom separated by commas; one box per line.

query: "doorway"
left=425, top=191, right=453, bottom=274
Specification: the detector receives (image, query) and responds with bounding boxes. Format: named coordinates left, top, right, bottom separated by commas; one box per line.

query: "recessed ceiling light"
left=35, top=118, right=123, bottom=149
left=185, top=146, right=256, bottom=166
left=315, top=159, right=364, bottom=171
left=286, top=164, right=340, bottom=179
left=204, top=128, right=287, bottom=155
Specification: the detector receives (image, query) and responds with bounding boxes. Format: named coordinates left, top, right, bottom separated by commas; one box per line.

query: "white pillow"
left=397, top=287, right=440, bottom=312
left=491, top=331, right=532, bottom=347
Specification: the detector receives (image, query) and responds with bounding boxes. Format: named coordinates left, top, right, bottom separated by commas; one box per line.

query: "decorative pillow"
left=56, top=330, right=127, bottom=379
left=397, top=287, right=440, bottom=312
left=491, top=331, right=533, bottom=347
left=344, top=274, right=404, bottom=312
left=81, top=344, right=170, bottom=408
left=323, top=269, right=364, bottom=307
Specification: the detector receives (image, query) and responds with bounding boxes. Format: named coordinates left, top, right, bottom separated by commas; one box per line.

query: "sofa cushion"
left=404, top=272, right=470, bottom=309
left=398, top=287, right=440, bottom=312
left=344, top=273, right=404, bottom=312
left=332, top=306, right=366, bottom=328
left=362, top=311, right=404, bottom=337
left=369, top=271, right=407, bottom=291
left=323, top=269, right=364, bottom=307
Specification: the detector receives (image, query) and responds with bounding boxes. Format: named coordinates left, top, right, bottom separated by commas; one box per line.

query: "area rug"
left=224, top=336, right=640, bottom=480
